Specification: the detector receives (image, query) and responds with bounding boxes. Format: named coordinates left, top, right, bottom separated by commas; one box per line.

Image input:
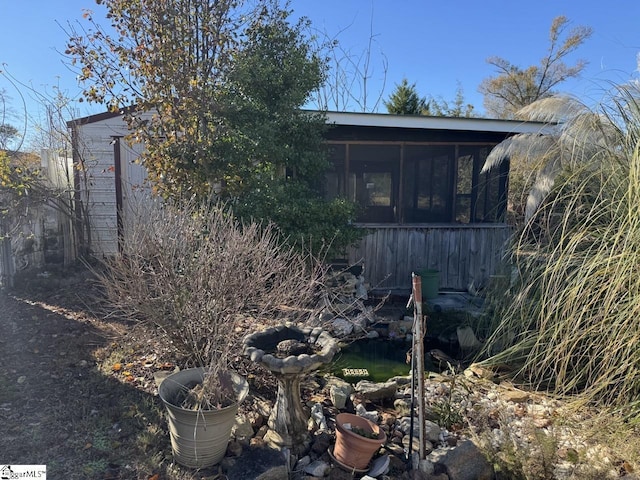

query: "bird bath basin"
left=243, top=324, right=339, bottom=454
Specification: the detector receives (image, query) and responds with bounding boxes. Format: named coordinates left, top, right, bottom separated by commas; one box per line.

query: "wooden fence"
left=348, top=224, right=511, bottom=293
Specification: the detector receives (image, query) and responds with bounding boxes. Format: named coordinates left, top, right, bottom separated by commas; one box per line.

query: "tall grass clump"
left=482, top=84, right=640, bottom=418
left=94, top=197, right=327, bottom=407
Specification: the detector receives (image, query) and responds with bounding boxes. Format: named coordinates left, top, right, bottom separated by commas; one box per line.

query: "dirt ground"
left=0, top=268, right=295, bottom=480
left=0, top=270, right=181, bottom=479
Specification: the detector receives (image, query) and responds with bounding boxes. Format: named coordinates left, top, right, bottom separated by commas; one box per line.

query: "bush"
left=95, top=197, right=326, bottom=406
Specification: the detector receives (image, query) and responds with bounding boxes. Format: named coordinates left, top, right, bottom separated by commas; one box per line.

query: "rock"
left=424, top=420, right=442, bottom=443
left=386, top=443, right=405, bottom=456
left=310, top=403, right=327, bottom=430
left=397, top=416, right=416, bottom=435
left=387, top=453, right=408, bottom=471
left=233, top=414, right=255, bottom=443
left=465, top=363, right=495, bottom=380
left=414, top=456, right=435, bottom=476
left=325, top=376, right=353, bottom=409
left=388, top=320, right=413, bottom=339
left=352, top=313, right=369, bottom=332
left=381, top=411, right=397, bottom=427
left=296, top=455, right=312, bottom=469
left=332, top=318, right=354, bottom=337
left=330, top=385, right=350, bottom=410
left=355, top=281, right=368, bottom=300
left=303, top=460, right=330, bottom=477
left=366, top=330, right=380, bottom=339
left=355, top=403, right=379, bottom=423
left=403, top=434, right=433, bottom=454
left=501, top=389, right=530, bottom=403
left=394, top=398, right=412, bottom=417
left=255, top=466, right=289, bottom=480
left=430, top=440, right=494, bottom=480
left=311, top=431, right=331, bottom=454
left=355, top=380, right=397, bottom=402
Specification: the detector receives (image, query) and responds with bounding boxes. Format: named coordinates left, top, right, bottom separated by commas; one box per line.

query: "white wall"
left=73, top=114, right=149, bottom=255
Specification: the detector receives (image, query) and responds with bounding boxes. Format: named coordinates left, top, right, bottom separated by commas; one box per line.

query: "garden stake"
left=412, top=273, right=427, bottom=461
left=406, top=292, right=416, bottom=467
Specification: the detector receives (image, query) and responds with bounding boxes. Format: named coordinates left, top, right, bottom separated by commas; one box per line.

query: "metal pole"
left=412, top=273, right=426, bottom=460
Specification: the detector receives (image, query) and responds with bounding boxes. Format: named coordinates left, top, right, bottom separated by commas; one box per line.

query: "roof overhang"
left=68, top=108, right=556, bottom=136
left=323, top=110, right=556, bottom=135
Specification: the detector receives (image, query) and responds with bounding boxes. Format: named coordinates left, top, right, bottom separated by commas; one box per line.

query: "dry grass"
left=481, top=85, right=640, bottom=420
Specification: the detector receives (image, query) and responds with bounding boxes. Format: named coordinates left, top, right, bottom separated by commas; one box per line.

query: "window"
left=403, top=145, right=454, bottom=222
left=348, top=145, right=400, bottom=223
left=325, top=141, right=506, bottom=224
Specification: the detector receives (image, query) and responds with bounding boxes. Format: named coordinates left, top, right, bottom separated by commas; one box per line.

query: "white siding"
left=73, top=115, right=149, bottom=255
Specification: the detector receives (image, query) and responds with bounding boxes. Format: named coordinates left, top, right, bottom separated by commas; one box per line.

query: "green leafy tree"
left=383, top=78, right=429, bottom=115
left=479, top=16, right=592, bottom=119
left=430, top=83, right=476, bottom=118
left=66, top=0, right=362, bottom=256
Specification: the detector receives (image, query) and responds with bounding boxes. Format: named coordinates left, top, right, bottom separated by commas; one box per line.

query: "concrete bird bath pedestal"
left=243, top=324, right=339, bottom=454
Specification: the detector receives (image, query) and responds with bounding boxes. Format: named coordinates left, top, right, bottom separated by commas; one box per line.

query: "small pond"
left=329, top=337, right=453, bottom=383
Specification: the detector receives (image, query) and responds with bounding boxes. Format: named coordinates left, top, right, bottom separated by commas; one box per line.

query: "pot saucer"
left=327, top=446, right=369, bottom=474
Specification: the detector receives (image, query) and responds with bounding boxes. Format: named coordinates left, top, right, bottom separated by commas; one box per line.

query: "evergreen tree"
left=383, top=78, right=429, bottom=115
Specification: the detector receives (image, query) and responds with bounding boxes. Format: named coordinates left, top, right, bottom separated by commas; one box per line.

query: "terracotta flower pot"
left=334, top=413, right=387, bottom=470
left=158, top=368, right=249, bottom=468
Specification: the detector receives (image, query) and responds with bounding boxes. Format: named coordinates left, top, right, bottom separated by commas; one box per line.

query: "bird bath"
left=243, top=324, right=339, bottom=454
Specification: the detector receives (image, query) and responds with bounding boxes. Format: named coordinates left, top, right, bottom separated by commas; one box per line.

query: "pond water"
left=329, top=337, right=449, bottom=383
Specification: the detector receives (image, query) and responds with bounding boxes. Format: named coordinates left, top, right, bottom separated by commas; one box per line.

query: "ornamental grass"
left=482, top=84, right=640, bottom=419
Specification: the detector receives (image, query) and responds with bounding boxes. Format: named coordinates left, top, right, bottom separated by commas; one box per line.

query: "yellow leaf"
left=112, top=363, right=122, bottom=372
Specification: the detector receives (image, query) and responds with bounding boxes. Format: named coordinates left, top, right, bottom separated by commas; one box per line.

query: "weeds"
left=430, top=369, right=467, bottom=430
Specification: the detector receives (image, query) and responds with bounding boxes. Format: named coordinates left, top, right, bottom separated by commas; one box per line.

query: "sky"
left=1, top=0, right=638, bottom=145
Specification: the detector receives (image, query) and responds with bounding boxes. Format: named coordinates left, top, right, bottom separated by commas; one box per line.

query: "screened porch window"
left=325, top=142, right=506, bottom=224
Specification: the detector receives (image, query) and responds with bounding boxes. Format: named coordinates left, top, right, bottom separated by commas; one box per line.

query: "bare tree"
left=309, top=9, right=388, bottom=112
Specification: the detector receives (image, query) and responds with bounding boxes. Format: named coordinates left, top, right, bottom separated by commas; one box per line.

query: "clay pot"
left=333, top=413, right=387, bottom=470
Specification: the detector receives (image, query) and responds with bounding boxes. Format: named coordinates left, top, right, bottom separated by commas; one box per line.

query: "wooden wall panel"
left=348, top=225, right=510, bottom=293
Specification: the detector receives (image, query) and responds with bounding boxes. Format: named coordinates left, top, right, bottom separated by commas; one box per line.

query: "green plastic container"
left=418, top=269, right=439, bottom=299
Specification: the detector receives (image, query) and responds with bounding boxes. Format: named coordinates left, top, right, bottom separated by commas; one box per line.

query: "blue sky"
left=1, top=0, right=638, bottom=140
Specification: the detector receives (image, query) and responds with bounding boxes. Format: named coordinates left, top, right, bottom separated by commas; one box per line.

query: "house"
left=67, top=110, right=552, bottom=293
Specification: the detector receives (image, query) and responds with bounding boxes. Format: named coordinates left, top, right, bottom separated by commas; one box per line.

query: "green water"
left=330, top=338, right=438, bottom=383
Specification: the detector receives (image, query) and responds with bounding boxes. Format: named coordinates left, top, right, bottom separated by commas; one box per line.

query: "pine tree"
left=383, top=78, right=429, bottom=115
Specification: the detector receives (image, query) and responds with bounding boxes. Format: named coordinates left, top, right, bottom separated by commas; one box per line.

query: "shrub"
left=95, top=197, right=326, bottom=407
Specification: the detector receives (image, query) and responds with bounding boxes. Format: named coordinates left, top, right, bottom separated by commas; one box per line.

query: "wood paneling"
left=348, top=225, right=510, bottom=293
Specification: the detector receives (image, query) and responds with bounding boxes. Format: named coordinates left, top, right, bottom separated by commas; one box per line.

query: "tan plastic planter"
left=158, top=368, right=249, bottom=468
